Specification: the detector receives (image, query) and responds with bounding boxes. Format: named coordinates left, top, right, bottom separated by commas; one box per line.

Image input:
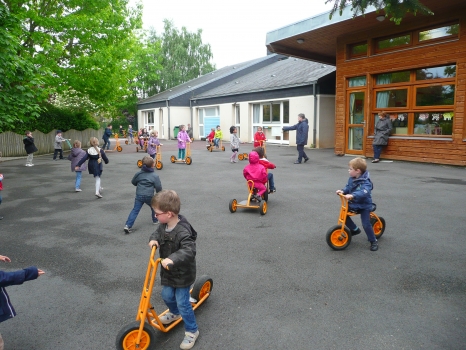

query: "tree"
left=150, top=20, right=216, bottom=94
left=326, top=0, right=434, bottom=24
left=1, top=0, right=143, bottom=128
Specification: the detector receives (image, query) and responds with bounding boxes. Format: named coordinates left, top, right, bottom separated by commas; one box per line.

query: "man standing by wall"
left=283, top=113, right=309, bottom=164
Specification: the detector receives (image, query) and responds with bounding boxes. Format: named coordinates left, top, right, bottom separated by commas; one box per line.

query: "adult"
left=187, top=123, right=193, bottom=139
left=372, top=111, right=392, bottom=163
left=282, top=113, right=309, bottom=164
left=102, top=124, right=112, bottom=150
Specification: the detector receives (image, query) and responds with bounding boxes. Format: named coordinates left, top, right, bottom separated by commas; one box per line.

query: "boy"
left=213, top=125, right=222, bottom=148
left=102, top=124, right=112, bottom=150
left=336, top=157, right=378, bottom=251
left=124, top=156, right=162, bottom=234
left=253, top=147, right=276, bottom=193
left=148, top=190, right=199, bottom=349
left=53, top=130, right=68, bottom=160
left=0, top=254, right=44, bottom=349
left=23, top=131, right=38, bottom=167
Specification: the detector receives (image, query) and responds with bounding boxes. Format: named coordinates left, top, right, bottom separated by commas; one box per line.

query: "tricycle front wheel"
left=326, top=225, right=351, bottom=250
left=115, top=321, right=156, bottom=350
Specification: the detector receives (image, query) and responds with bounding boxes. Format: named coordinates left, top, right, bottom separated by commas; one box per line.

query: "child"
left=0, top=254, right=44, bottom=348
left=139, top=128, right=149, bottom=149
left=243, top=151, right=268, bottom=202
left=127, top=125, right=134, bottom=144
left=68, top=140, right=87, bottom=192
left=102, top=124, right=112, bottom=150
left=123, top=156, right=162, bottom=234
left=213, top=125, right=222, bottom=148
left=53, top=130, right=68, bottom=160
left=206, top=128, right=215, bottom=145
left=253, top=147, right=276, bottom=193
left=23, top=131, right=38, bottom=167
left=336, top=157, right=378, bottom=251
left=148, top=190, right=199, bottom=350
left=119, top=125, right=124, bottom=136
left=0, top=173, right=3, bottom=220
left=147, top=130, right=162, bottom=159
left=229, top=126, right=241, bottom=163
left=253, top=126, right=267, bottom=148
left=76, top=137, right=109, bottom=199
left=177, top=125, right=191, bottom=160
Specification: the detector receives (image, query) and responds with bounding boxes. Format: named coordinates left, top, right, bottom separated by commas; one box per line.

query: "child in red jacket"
left=254, top=147, right=276, bottom=193
left=243, top=151, right=268, bottom=202
left=253, top=127, right=267, bottom=148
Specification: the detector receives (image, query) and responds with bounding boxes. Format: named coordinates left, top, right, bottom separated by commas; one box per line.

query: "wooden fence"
left=0, top=129, right=103, bottom=157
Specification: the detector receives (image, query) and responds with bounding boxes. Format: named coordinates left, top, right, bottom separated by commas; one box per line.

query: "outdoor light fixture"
left=376, top=15, right=385, bottom=22
left=297, top=38, right=305, bottom=44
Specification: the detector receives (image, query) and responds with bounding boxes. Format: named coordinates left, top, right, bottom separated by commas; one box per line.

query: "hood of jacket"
left=87, top=147, right=101, bottom=156
left=248, top=151, right=259, bottom=164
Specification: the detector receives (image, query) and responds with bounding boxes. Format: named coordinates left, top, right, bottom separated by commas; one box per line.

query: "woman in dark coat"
left=76, top=137, right=109, bottom=198
left=372, top=111, right=392, bottom=163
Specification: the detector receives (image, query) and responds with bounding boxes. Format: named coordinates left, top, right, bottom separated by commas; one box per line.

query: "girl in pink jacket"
left=243, top=151, right=268, bottom=201
left=177, top=125, right=191, bottom=160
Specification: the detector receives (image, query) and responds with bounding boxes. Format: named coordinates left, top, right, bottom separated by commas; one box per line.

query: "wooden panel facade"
left=334, top=8, right=466, bottom=166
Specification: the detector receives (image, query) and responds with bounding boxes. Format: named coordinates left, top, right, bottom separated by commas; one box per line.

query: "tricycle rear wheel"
left=191, top=275, right=213, bottom=303
left=115, top=321, right=156, bottom=350
left=326, top=225, right=351, bottom=250
left=370, top=217, right=386, bottom=239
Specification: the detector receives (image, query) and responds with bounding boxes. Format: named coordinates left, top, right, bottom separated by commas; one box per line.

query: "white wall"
left=286, top=95, right=314, bottom=147
left=316, top=95, right=336, bottom=148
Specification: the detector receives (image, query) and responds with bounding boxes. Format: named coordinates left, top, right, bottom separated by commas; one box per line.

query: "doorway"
left=346, top=91, right=365, bottom=154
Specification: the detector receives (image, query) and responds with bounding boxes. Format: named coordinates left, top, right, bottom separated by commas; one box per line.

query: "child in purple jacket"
left=177, top=125, right=191, bottom=160
left=68, top=140, right=88, bottom=192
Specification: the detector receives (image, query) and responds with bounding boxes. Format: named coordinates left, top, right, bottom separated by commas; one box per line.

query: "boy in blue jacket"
left=336, top=157, right=378, bottom=251
left=0, top=254, right=44, bottom=348
left=124, top=156, right=162, bottom=234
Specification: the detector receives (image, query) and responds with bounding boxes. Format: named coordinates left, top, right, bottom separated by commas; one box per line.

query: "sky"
left=133, top=0, right=335, bottom=69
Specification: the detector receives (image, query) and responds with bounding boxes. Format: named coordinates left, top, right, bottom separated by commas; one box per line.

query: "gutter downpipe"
left=312, top=82, right=317, bottom=148
left=190, top=99, right=193, bottom=138
left=166, top=100, right=171, bottom=140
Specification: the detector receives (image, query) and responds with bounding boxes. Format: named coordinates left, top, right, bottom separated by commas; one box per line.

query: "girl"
left=139, top=128, right=149, bottom=149
left=253, top=126, right=267, bottom=148
left=229, top=126, right=241, bottom=163
left=147, top=130, right=162, bottom=159
left=243, top=151, right=268, bottom=202
left=75, top=137, right=109, bottom=198
left=177, top=125, right=191, bottom=160
left=127, top=125, right=134, bottom=144
left=68, top=140, right=87, bottom=192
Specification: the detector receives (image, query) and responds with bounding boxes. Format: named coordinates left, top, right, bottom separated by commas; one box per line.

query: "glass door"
left=347, top=91, right=365, bottom=154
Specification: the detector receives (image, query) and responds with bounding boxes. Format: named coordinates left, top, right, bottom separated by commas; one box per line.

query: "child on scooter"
left=148, top=190, right=199, bottom=350
left=177, top=125, right=191, bottom=160
left=243, top=151, right=268, bottom=202
left=253, top=146, right=276, bottom=193
left=335, top=157, right=378, bottom=251
left=253, top=126, right=267, bottom=148
left=213, top=125, right=222, bottom=148
left=147, top=130, right=162, bottom=159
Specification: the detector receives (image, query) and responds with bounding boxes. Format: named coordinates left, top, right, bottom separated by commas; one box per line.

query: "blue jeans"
left=214, top=138, right=220, bottom=147
left=373, top=144, right=383, bottom=159
left=268, top=172, right=275, bottom=190
left=178, top=149, right=186, bottom=159
left=125, top=195, right=157, bottom=228
left=75, top=171, right=82, bottom=189
left=345, top=208, right=376, bottom=242
left=296, top=144, right=308, bottom=163
left=161, top=285, right=198, bottom=333
left=103, top=139, right=111, bottom=150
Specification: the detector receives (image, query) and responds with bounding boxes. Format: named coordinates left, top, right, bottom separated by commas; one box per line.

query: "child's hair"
left=150, top=130, right=156, bottom=136
left=151, top=190, right=180, bottom=214
left=142, top=156, right=155, bottom=167
left=349, top=157, right=367, bottom=173
left=257, top=126, right=262, bottom=131
left=211, top=128, right=215, bottom=131
left=216, top=125, right=220, bottom=129
left=253, top=147, right=265, bottom=158
left=25, top=130, right=31, bottom=135
left=90, top=137, right=100, bottom=153
left=229, top=126, right=236, bottom=134
left=107, top=124, right=112, bottom=127
left=73, top=140, right=81, bottom=148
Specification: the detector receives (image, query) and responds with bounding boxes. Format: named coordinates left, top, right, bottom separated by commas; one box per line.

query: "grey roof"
left=138, top=56, right=274, bottom=104
left=194, top=57, right=335, bottom=99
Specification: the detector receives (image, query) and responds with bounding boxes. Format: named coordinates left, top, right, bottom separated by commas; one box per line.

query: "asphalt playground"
left=0, top=138, right=465, bottom=349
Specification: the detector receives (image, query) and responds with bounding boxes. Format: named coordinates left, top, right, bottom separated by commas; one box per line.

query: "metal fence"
left=0, top=129, right=103, bottom=157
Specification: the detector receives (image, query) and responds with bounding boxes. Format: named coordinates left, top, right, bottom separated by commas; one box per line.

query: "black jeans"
left=53, top=149, right=63, bottom=159
left=297, top=144, right=308, bottom=163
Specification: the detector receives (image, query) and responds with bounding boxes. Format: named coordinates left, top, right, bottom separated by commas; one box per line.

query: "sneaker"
left=123, top=225, right=131, bottom=234
left=294, top=160, right=301, bottom=164
left=351, top=228, right=361, bottom=236
left=25, top=164, right=30, bottom=167
left=159, top=312, right=181, bottom=325
left=254, top=194, right=262, bottom=202
left=95, top=193, right=102, bottom=198
left=304, top=157, right=309, bottom=163
left=269, top=187, right=276, bottom=193
left=370, top=241, right=378, bottom=251
left=99, top=187, right=103, bottom=193
left=180, top=330, right=199, bottom=350
left=153, top=219, right=159, bottom=224
left=30, top=164, right=34, bottom=166
left=75, top=189, right=82, bottom=192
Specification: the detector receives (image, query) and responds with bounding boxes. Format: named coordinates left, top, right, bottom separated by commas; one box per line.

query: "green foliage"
left=14, top=103, right=99, bottom=135
left=326, top=0, right=433, bottom=24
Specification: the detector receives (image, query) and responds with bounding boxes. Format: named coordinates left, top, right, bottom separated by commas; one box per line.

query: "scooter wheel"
left=326, top=225, right=351, bottom=250
left=155, top=161, right=163, bottom=170
left=238, top=153, right=244, bottom=161
left=222, top=146, right=225, bottom=151
left=191, top=275, right=213, bottom=303
left=185, top=157, right=192, bottom=165
left=115, top=321, right=156, bottom=350
left=229, top=199, right=237, bottom=213
left=117, top=146, right=122, bottom=152
left=209, top=146, right=213, bottom=152
left=260, top=201, right=267, bottom=215
left=370, top=216, right=386, bottom=239
left=170, top=155, right=176, bottom=163
left=137, top=160, right=143, bottom=168
left=125, top=140, right=128, bottom=145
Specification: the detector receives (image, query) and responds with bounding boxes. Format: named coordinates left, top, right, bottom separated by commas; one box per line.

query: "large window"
left=372, top=64, right=456, bottom=136
left=252, top=101, right=290, bottom=143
